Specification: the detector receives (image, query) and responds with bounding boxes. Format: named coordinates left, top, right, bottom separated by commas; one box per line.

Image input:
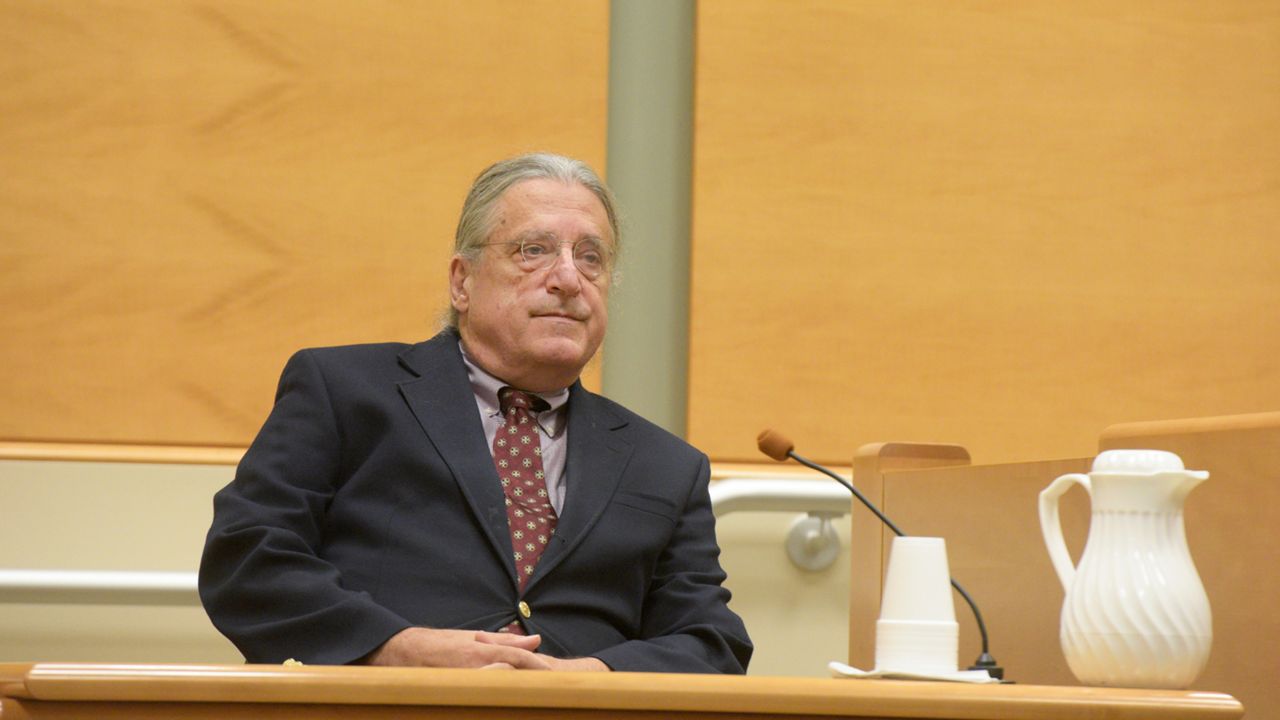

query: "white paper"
left=828, top=660, right=1000, bottom=684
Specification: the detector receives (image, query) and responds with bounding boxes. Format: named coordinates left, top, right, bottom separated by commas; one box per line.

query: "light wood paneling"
left=0, top=0, right=608, bottom=447
left=0, top=441, right=242, bottom=465
left=0, top=663, right=1245, bottom=719
left=690, top=1, right=1280, bottom=465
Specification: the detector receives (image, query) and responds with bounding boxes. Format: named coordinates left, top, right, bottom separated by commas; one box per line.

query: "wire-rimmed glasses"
left=483, top=236, right=614, bottom=281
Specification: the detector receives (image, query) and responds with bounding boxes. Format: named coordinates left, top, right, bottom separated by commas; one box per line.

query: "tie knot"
left=498, top=387, right=550, bottom=416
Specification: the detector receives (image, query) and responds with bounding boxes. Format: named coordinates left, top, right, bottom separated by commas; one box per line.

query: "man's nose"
left=545, top=246, right=582, bottom=294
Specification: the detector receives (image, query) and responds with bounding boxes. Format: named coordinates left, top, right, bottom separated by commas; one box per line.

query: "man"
left=199, top=153, right=752, bottom=673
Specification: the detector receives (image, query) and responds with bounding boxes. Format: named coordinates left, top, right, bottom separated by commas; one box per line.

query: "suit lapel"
left=528, top=383, right=633, bottom=589
left=396, top=333, right=515, bottom=586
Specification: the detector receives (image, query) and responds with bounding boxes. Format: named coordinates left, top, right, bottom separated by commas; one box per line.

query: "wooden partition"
left=0, top=663, right=1243, bottom=719
left=848, top=411, right=1280, bottom=717
left=1097, top=411, right=1280, bottom=718
left=848, top=447, right=1090, bottom=683
left=0, top=0, right=608, bottom=455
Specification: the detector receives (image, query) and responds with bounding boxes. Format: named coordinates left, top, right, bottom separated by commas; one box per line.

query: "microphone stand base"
left=969, top=653, right=1004, bottom=681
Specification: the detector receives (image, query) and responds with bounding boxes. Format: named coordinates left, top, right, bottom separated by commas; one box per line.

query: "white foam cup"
left=879, top=536, right=957, bottom=622
left=874, top=536, right=959, bottom=674
left=875, top=619, right=959, bottom=674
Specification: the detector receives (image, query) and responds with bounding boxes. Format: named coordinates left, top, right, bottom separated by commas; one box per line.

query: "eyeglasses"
left=483, top=237, right=614, bottom=281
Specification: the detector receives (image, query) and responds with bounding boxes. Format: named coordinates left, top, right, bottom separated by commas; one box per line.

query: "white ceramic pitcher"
left=1038, top=449, right=1212, bottom=689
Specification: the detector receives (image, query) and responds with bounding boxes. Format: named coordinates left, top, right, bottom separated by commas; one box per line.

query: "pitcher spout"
left=1163, top=469, right=1209, bottom=504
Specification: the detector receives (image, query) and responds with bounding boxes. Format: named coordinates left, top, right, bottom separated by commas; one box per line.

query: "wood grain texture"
left=0, top=441, right=242, bottom=464
left=689, top=0, right=1280, bottom=465
left=0, top=663, right=1245, bottom=720
left=0, top=0, right=608, bottom=447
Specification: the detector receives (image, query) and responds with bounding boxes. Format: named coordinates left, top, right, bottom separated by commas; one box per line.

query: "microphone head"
left=756, top=429, right=795, bottom=462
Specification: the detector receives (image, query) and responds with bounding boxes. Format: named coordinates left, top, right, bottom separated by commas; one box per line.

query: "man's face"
left=450, top=178, right=612, bottom=392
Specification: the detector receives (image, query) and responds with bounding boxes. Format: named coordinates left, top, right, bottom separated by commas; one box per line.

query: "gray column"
left=602, top=0, right=695, bottom=438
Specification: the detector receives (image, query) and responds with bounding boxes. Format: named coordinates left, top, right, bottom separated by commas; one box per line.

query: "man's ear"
left=448, top=255, right=470, bottom=313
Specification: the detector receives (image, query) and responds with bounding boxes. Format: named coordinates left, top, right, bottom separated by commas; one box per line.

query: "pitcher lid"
left=1092, top=449, right=1186, bottom=473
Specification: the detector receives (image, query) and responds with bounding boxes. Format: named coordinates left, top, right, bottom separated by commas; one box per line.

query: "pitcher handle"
left=1038, top=473, right=1090, bottom=594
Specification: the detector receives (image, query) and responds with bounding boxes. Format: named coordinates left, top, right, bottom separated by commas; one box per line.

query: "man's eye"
left=522, top=242, right=553, bottom=257
left=576, top=242, right=605, bottom=263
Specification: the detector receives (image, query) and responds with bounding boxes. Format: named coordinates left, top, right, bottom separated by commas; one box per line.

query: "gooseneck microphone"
left=757, top=429, right=1003, bottom=679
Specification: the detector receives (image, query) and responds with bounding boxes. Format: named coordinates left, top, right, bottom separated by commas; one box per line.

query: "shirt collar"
left=458, top=341, right=569, bottom=436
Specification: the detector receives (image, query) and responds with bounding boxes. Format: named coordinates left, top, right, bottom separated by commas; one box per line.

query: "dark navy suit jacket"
left=198, top=330, right=751, bottom=673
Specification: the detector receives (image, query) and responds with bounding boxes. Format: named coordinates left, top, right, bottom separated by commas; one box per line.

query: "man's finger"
left=475, top=631, right=541, bottom=650
left=490, top=645, right=551, bottom=670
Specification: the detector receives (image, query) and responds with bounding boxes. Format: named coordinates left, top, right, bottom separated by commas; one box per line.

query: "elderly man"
left=199, top=153, right=752, bottom=673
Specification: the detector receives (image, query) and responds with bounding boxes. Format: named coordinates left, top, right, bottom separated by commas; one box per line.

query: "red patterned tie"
left=493, top=388, right=556, bottom=634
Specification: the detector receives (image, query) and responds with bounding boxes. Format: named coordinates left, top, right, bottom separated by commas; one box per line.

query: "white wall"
left=0, top=460, right=240, bottom=662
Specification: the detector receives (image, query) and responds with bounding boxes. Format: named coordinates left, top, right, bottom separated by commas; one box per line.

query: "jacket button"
left=518, top=601, right=531, bottom=619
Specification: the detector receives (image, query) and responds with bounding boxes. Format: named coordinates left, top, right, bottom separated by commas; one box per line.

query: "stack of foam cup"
left=874, top=536, right=959, bottom=675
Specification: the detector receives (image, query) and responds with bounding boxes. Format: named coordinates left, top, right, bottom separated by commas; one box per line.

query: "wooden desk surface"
left=0, top=663, right=1243, bottom=720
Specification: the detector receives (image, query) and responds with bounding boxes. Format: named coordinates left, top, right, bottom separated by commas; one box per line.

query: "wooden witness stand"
left=847, top=411, right=1280, bottom=719
left=0, top=662, right=1243, bottom=719
left=1, top=412, right=1266, bottom=719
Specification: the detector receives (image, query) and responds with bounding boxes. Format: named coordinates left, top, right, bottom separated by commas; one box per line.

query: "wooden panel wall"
left=0, top=1, right=608, bottom=448
left=690, top=1, right=1280, bottom=465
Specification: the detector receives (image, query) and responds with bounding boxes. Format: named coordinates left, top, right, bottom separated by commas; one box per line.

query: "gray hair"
left=446, top=152, right=620, bottom=327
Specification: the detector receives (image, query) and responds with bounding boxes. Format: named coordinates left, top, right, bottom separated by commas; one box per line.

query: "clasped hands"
left=364, top=627, right=608, bottom=671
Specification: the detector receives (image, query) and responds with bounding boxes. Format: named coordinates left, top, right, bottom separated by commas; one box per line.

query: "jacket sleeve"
left=198, top=350, right=411, bottom=664
left=590, top=454, right=753, bottom=674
